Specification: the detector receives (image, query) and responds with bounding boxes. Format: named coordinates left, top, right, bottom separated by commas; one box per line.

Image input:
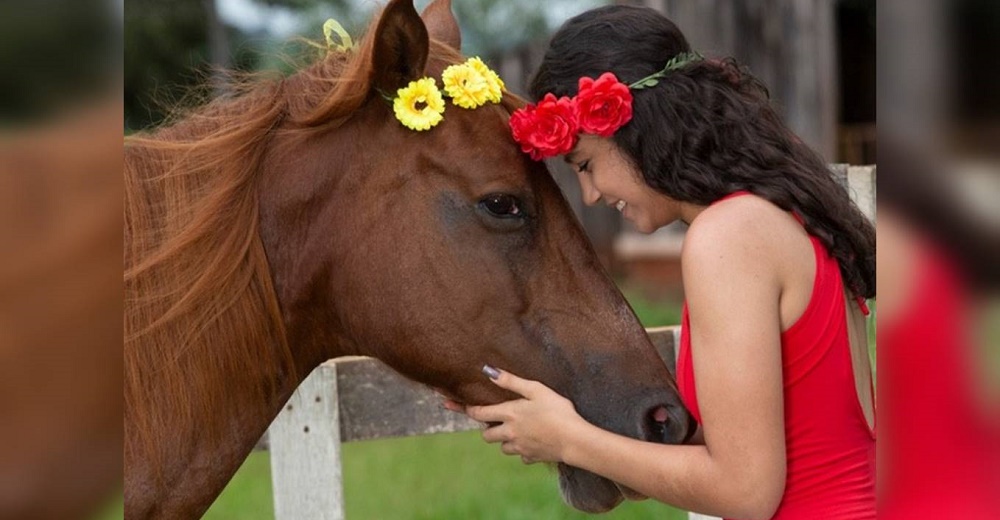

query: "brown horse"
left=124, top=0, right=693, bottom=517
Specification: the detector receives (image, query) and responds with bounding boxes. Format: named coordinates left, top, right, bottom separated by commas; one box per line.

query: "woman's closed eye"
left=576, top=160, right=591, bottom=174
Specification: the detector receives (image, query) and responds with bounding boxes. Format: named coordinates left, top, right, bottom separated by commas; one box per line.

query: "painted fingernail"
left=482, top=364, right=501, bottom=380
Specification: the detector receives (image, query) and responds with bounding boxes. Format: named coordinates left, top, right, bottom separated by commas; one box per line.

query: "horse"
left=124, top=0, right=694, bottom=517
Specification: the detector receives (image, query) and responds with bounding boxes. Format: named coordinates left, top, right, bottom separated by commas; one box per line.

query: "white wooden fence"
left=259, top=166, right=875, bottom=520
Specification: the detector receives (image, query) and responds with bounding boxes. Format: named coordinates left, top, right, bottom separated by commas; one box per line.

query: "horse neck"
left=126, top=106, right=323, bottom=518
left=125, top=370, right=300, bottom=519
left=256, top=116, right=387, bottom=372
left=125, top=279, right=308, bottom=519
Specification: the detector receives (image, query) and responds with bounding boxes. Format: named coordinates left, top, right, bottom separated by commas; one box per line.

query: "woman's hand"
left=444, top=366, right=589, bottom=464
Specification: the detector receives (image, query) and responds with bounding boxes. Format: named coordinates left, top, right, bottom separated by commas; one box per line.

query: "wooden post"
left=269, top=362, right=345, bottom=520
left=848, top=165, right=876, bottom=221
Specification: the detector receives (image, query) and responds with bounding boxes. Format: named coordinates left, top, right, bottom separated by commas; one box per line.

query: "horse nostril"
left=647, top=405, right=671, bottom=443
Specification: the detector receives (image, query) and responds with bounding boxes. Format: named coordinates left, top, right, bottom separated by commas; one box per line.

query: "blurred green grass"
left=622, top=289, right=683, bottom=328
left=204, top=432, right=686, bottom=520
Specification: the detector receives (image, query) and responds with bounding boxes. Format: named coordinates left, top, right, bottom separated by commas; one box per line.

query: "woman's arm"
left=464, top=204, right=789, bottom=519
left=470, top=370, right=779, bottom=519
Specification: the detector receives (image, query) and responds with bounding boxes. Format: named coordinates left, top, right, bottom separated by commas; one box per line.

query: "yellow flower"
left=466, top=57, right=504, bottom=103
left=393, top=77, right=446, bottom=131
left=441, top=63, right=491, bottom=109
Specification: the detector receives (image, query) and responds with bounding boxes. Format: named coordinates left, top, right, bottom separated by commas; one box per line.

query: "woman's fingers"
left=499, top=441, right=535, bottom=462
left=466, top=401, right=519, bottom=423
left=441, top=366, right=548, bottom=419
left=482, top=365, right=544, bottom=399
left=483, top=424, right=510, bottom=444
left=441, top=399, right=466, bottom=413
left=501, top=441, right=519, bottom=456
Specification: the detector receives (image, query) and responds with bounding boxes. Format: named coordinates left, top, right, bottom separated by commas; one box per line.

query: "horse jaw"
left=556, top=463, right=624, bottom=513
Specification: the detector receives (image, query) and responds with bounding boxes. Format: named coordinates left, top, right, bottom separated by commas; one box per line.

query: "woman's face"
left=565, top=134, right=680, bottom=233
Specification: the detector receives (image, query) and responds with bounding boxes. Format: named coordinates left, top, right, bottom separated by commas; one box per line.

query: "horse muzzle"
left=556, top=397, right=695, bottom=511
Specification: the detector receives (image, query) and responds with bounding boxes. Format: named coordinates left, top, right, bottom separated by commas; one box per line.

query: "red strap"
left=855, top=296, right=870, bottom=316
left=716, top=190, right=752, bottom=203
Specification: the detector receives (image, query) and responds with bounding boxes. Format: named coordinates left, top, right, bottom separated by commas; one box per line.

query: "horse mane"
left=123, top=5, right=475, bottom=476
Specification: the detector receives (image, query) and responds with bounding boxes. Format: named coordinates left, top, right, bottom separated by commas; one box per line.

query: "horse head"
left=258, top=0, right=694, bottom=512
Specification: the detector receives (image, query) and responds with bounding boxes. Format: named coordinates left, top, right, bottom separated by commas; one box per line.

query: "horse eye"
left=480, top=193, right=523, bottom=218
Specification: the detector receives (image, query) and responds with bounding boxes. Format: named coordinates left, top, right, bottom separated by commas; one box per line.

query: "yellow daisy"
left=393, top=77, right=446, bottom=131
left=442, top=63, right=491, bottom=109
left=466, top=57, right=504, bottom=103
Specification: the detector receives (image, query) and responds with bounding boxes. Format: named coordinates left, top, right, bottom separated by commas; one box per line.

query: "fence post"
left=269, top=362, right=345, bottom=520
left=848, top=165, right=876, bottom=221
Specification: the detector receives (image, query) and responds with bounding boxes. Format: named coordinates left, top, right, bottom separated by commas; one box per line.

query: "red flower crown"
left=509, top=52, right=703, bottom=161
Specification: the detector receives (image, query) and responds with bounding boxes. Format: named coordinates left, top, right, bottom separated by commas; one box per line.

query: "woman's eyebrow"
left=564, top=151, right=578, bottom=164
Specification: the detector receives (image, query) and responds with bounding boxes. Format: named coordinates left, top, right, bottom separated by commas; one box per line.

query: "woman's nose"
left=578, top=174, right=601, bottom=206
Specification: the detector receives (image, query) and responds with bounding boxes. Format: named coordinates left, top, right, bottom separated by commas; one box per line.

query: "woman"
left=446, top=5, right=876, bottom=519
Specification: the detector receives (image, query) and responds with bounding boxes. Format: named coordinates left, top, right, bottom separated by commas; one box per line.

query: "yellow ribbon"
left=323, top=19, right=353, bottom=52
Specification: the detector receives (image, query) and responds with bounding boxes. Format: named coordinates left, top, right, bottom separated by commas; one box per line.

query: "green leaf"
left=630, top=77, right=660, bottom=89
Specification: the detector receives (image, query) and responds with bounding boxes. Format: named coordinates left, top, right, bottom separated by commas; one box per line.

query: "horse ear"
left=369, top=0, right=429, bottom=94
left=421, top=0, right=461, bottom=51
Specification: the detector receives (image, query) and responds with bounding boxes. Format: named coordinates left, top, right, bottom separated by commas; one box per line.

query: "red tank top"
left=676, top=192, right=876, bottom=519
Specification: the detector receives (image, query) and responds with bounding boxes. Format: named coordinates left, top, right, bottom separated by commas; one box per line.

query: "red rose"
left=574, top=72, right=633, bottom=137
left=509, top=93, right=579, bottom=160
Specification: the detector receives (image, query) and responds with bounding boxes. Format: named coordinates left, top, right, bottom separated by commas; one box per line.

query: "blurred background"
left=878, top=1, right=1000, bottom=518
left=4, top=0, right=1000, bottom=518
left=1, top=1, right=123, bottom=519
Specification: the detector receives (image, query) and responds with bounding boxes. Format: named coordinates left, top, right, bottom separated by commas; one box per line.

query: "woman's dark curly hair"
left=530, top=5, right=876, bottom=299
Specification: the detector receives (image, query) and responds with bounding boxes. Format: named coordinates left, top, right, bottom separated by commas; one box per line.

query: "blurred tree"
left=124, top=0, right=602, bottom=131
left=259, top=0, right=348, bottom=8
left=0, top=0, right=114, bottom=125
left=451, top=0, right=549, bottom=56
left=125, top=0, right=266, bottom=131
left=259, top=0, right=573, bottom=62
left=125, top=0, right=212, bottom=130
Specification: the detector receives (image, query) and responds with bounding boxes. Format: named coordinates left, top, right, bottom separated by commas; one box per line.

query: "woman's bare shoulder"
left=682, top=194, right=803, bottom=266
